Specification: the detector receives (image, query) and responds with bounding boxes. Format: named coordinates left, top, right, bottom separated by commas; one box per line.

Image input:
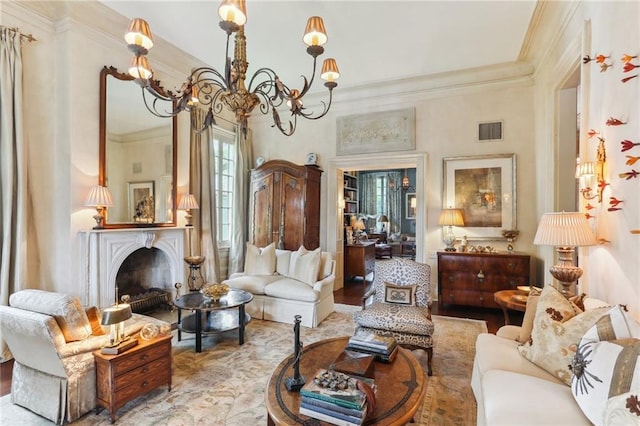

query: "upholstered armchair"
left=0, top=289, right=168, bottom=424
left=353, top=258, right=434, bottom=375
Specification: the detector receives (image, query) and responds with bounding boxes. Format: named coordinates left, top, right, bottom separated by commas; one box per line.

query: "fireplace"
left=79, top=228, right=186, bottom=309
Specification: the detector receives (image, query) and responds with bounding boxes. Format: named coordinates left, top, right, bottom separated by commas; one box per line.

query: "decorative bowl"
left=200, top=283, right=229, bottom=301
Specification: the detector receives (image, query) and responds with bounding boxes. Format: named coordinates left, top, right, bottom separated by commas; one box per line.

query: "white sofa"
left=223, top=245, right=336, bottom=328
left=471, top=296, right=612, bottom=426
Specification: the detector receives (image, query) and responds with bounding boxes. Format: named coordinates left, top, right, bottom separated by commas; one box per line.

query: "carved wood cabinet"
left=249, top=160, right=322, bottom=251
left=437, top=251, right=530, bottom=308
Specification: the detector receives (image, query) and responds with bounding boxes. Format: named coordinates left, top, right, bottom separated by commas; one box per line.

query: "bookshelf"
left=343, top=172, right=359, bottom=226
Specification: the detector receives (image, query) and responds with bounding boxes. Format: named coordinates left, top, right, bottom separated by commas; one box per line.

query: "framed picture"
left=406, top=193, right=416, bottom=219
left=442, top=154, right=516, bottom=240
left=128, top=181, right=155, bottom=223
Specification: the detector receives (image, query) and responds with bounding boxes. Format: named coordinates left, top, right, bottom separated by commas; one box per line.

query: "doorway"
left=327, top=153, right=428, bottom=290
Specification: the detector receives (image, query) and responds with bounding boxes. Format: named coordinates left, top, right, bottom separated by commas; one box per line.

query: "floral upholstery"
left=353, top=258, right=434, bottom=375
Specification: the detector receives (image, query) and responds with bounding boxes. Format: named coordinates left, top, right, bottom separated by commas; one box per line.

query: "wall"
left=2, top=1, right=200, bottom=298
left=529, top=1, right=639, bottom=320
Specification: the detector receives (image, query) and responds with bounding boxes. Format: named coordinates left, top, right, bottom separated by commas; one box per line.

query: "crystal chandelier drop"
left=124, top=0, right=340, bottom=137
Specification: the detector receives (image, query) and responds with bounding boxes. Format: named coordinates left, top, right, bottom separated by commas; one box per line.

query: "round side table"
left=493, top=289, right=528, bottom=325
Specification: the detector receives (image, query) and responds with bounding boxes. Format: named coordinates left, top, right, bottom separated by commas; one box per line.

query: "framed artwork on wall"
left=406, top=193, right=416, bottom=219
left=128, top=181, right=155, bottom=223
left=442, top=154, right=516, bottom=240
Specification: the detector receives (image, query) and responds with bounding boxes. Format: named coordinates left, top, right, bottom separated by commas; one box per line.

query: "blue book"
left=299, top=404, right=363, bottom=426
left=301, top=395, right=366, bottom=418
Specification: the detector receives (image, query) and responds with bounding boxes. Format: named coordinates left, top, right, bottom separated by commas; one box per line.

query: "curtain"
left=189, top=109, right=221, bottom=283
left=386, top=171, right=402, bottom=234
left=0, top=27, right=27, bottom=361
left=227, top=130, right=252, bottom=275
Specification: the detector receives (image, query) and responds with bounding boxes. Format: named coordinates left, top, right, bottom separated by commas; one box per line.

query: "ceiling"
left=100, top=0, right=538, bottom=94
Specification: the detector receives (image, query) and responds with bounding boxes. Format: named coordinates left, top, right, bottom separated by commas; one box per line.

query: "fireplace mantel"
left=79, top=227, right=186, bottom=308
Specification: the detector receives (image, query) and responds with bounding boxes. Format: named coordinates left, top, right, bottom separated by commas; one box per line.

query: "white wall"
left=2, top=1, right=199, bottom=298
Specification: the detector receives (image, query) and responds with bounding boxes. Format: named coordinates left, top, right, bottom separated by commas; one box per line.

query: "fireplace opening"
left=115, top=247, right=172, bottom=313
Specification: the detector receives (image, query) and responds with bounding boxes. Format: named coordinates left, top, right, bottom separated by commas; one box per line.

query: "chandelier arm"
left=140, top=86, right=179, bottom=118
left=297, top=88, right=334, bottom=121
left=270, top=104, right=297, bottom=136
left=293, top=56, right=319, bottom=100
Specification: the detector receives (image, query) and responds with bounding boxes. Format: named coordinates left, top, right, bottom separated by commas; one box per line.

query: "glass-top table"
left=172, top=289, right=253, bottom=353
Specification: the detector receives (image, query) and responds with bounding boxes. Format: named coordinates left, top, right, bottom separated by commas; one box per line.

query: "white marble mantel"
left=79, top=227, right=186, bottom=308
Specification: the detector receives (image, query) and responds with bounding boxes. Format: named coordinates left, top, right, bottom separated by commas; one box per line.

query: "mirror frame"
left=99, top=65, right=178, bottom=228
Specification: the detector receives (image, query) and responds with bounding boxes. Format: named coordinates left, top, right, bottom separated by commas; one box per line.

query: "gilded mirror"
left=99, top=66, right=177, bottom=228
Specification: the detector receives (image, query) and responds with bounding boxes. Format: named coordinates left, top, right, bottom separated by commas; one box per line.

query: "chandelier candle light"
left=85, top=185, right=114, bottom=229
left=124, top=0, right=340, bottom=137
left=533, top=211, right=598, bottom=296
left=438, top=208, right=465, bottom=252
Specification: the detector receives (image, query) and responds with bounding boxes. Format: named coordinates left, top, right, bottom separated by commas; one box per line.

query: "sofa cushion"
left=263, top=278, right=320, bottom=302
left=275, top=249, right=292, bottom=276
left=482, top=370, right=590, bottom=425
left=353, top=303, right=433, bottom=336
left=223, top=274, right=282, bottom=295
left=9, top=290, right=92, bottom=342
left=289, top=246, right=321, bottom=286
left=571, top=305, right=640, bottom=425
left=383, top=282, right=416, bottom=306
left=318, top=252, right=333, bottom=281
left=475, top=332, right=564, bottom=385
left=517, top=285, right=609, bottom=385
left=244, top=242, right=276, bottom=275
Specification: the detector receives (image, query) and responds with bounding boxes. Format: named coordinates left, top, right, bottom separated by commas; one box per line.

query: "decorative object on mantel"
left=85, top=185, right=114, bottom=229
left=285, top=315, right=305, bottom=392
left=533, top=212, right=598, bottom=297
left=122, top=1, right=339, bottom=137
left=500, top=229, right=519, bottom=252
left=178, top=194, right=199, bottom=227
left=438, top=208, right=465, bottom=252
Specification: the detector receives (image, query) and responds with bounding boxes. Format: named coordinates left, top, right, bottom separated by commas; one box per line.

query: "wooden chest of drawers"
left=437, top=251, right=530, bottom=308
left=344, top=242, right=376, bottom=280
left=94, top=334, right=172, bottom=422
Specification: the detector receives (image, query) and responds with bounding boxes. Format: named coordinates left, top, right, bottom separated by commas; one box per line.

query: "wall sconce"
left=85, top=185, right=114, bottom=229
left=533, top=211, right=597, bottom=297
left=576, top=138, right=607, bottom=203
left=178, top=194, right=199, bottom=226
left=390, top=170, right=415, bottom=192
left=438, top=208, right=465, bottom=251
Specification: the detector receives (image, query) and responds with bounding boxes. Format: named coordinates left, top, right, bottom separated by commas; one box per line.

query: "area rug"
left=0, top=305, right=486, bottom=425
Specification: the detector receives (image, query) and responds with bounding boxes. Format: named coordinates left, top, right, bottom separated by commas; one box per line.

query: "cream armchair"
left=0, top=289, right=169, bottom=424
left=353, top=258, right=434, bottom=375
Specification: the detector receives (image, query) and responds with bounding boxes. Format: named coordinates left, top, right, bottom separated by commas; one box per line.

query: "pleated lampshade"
left=533, top=212, right=597, bottom=247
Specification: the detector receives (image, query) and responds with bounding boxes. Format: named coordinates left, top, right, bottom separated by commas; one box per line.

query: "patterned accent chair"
left=0, top=289, right=169, bottom=424
left=353, top=258, right=434, bottom=375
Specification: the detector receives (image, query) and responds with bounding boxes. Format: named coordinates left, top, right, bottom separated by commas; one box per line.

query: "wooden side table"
left=493, top=289, right=528, bottom=325
left=94, top=334, right=172, bottom=423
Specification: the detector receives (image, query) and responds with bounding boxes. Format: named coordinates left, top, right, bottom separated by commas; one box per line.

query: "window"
left=212, top=127, right=236, bottom=246
left=375, top=175, right=388, bottom=215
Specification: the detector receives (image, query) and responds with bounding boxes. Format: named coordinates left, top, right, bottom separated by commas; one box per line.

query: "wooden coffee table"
left=265, top=336, right=426, bottom=425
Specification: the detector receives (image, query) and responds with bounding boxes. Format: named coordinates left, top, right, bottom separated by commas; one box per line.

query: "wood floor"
left=0, top=280, right=518, bottom=399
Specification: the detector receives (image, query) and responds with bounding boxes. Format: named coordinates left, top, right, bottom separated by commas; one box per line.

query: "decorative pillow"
left=288, top=246, right=322, bottom=286
left=85, top=306, right=106, bottom=336
left=517, top=284, right=609, bottom=385
left=9, top=289, right=92, bottom=342
left=383, top=282, right=416, bottom=306
left=570, top=305, right=640, bottom=424
left=275, top=249, right=292, bottom=276
left=317, top=252, right=333, bottom=281
left=244, top=242, right=276, bottom=275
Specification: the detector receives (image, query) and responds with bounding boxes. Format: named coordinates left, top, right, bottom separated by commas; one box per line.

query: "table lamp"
left=378, top=215, right=389, bottom=232
left=101, top=303, right=132, bottom=346
left=353, top=219, right=366, bottom=244
left=438, top=208, right=464, bottom=251
left=178, top=193, right=199, bottom=226
left=533, top=211, right=597, bottom=296
left=85, top=185, right=114, bottom=229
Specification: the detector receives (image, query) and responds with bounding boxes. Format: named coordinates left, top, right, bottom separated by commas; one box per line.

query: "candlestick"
left=285, top=315, right=306, bottom=391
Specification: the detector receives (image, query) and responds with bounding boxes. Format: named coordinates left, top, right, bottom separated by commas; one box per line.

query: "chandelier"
left=124, top=0, right=340, bottom=137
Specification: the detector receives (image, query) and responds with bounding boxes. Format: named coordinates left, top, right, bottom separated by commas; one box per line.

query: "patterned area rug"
left=0, top=304, right=486, bottom=425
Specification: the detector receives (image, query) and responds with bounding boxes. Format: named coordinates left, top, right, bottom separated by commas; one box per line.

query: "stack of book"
left=347, top=331, right=398, bottom=363
left=299, top=369, right=375, bottom=426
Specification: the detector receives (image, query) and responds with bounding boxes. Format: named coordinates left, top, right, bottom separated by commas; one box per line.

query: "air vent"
left=478, top=121, right=503, bottom=141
